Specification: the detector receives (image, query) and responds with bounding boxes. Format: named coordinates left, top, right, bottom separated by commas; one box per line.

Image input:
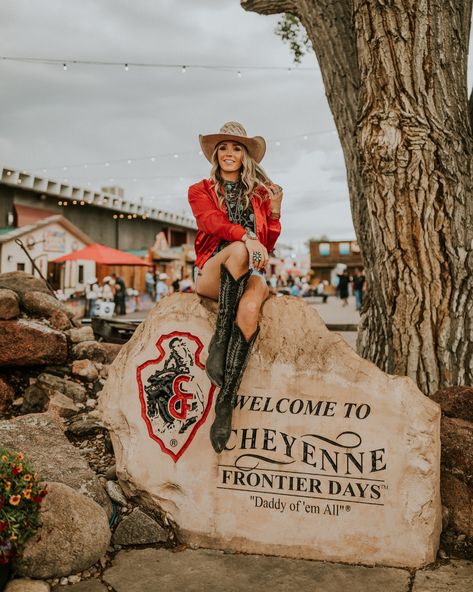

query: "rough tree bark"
left=241, top=0, right=473, bottom=395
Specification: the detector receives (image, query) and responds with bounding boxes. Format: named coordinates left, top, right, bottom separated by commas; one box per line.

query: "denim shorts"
left=194, top=265, right=265, bottom=291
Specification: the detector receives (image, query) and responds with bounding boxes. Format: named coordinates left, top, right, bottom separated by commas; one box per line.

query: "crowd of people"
left=82, top=266, right=366, bottom=318
left=336, top=267, right=366, bottom=310
left=145, top=270, right=195, bottom=303
left=84, top=273, right=127, bottom=318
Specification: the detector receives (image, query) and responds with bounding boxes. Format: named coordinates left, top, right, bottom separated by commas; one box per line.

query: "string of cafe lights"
left=1, top=55, right=317, bottom=76
left=31, top=129, right=337, bottom=175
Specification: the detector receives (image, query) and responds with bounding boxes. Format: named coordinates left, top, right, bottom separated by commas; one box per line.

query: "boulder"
left=47, top=392, right=80, bottom=418
left=21, top=384, right=50, bottom=414
left=5, top=580, right=50, bottom=591
left=49, top=309, right=72, bottom=331
left=0, top=376, right=15, bottom=412
left=0, top=271, right=50, bottom=297
left=100, top=343, right=123, bottom=364
left=0, top=289, right=20, bottom=320
left=66, top=326, right=95, bottom=344
left=21, top=291, right=74, bottom=320
left=440, top=416, right=473, bottom=535
left=36, top=373, right=87, bottom=404
left=112, top=508, right=168, bottom=546
left=100, top=293, right=441, bottom=569
left=0, top=414, right=111, bottom=514
left=65, top=413, right=104, bottom=437
left=73, top=341, right=108, bottom=364
left=0, top=320, right=67, bottom=366
left=15, top=482, right=111, bottom=579
left=431, top=386, right=473, bottom=423
left=71, top=359, right=99, bottom=382
left=106, top=481, right=127, bottom=506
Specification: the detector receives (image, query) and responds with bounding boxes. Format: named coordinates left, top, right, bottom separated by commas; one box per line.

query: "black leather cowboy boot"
left=205, top=264, right=251, bottom=387
left=210, top=323, right=259, bottom=453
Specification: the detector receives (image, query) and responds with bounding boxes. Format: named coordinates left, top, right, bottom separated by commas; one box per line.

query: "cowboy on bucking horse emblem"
left=137, top=331, right=215, bottom=461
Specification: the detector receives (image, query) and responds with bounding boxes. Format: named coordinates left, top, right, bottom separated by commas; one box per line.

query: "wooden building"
left=310, top=239, right=363, bottom=282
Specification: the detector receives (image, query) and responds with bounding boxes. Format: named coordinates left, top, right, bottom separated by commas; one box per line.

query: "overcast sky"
left=3, top=1, right=472, bottom=251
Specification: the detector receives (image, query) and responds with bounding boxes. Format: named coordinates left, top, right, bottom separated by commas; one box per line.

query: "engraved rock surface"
left=100, top=294, right=441, bottom=568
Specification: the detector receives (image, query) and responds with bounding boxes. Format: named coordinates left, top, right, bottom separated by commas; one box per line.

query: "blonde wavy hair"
left=210, top=143, right=272, bottom=210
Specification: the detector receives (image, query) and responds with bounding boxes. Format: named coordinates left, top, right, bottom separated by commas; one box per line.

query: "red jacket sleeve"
left=265, top=197, right=281, bottom=253
left=188, top=183, right=246, bottom=242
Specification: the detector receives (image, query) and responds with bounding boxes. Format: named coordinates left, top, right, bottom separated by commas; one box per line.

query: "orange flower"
left=22, top=490, right=32, bottom=500
left=4, top=480, right=11, bottom=491
left=15, top=452, right=24, bottom=461
left=23, top=474, right=32, bottom=482
left=1, top=455, right=8, bottom=463
left=12, top=464, right=23, bottom=476
left=9, top=495, right=21, bottom=506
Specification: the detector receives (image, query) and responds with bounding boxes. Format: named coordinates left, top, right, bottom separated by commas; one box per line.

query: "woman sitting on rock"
left=188, top=122, right=282, bottom=452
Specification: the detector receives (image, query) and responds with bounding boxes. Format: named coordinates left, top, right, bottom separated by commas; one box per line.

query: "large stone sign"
left=99, top=294, right=441, bottom=568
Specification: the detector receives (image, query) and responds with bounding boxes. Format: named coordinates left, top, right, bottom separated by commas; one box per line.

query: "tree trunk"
left=242, top=0, right=473, bottom=394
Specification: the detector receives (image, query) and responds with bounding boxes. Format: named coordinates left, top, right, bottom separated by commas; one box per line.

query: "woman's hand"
left=245, top=239, right=269, bottom=272
left=268, top=182, right=283, bottom=216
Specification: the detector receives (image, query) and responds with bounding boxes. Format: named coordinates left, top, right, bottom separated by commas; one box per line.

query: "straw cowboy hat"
left=199, top=122, right=266, bottom=163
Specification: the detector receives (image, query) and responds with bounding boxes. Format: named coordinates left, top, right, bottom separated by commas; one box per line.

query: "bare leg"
left=196, top=241, right=250, bottom=300
left=236, top=276, right=269, bottom=339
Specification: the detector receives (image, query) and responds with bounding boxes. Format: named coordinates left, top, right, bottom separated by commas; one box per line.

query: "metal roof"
left=0, top=165, right=196, bottom=231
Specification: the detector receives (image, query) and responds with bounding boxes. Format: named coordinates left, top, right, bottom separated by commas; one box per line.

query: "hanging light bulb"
left=63, top=63, right=67, bottom=71
left=173, top=154, right=179, bottom=159
left=237, top=70, right=242, bottom=78
left=181, top=65, right=186, bottom=74
left=127, top=159, right=132, bottom=165
left=125, top=63, right=129, bottom=72
left=150, top=156, right=156, bottom=162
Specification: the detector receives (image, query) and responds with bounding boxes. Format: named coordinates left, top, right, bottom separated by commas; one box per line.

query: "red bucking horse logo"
left=136, top=331, right=215, bottom=462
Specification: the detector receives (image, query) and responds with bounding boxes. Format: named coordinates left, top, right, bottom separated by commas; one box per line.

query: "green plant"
left=0, top=448, right=47, bottom=564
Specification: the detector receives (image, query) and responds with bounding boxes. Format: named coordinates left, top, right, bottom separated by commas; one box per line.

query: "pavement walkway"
left=61, top=548, right=473, bottom=592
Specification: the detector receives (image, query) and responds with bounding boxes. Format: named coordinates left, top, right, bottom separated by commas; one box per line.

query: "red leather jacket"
left=188, top=178, right=282, bottom=269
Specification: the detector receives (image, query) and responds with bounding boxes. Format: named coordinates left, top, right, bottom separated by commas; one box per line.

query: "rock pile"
left=0, top=272, right=175, bottom=590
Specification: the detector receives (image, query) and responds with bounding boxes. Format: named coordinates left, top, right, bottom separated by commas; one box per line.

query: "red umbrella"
left=53, top=243, right=151, bottom=266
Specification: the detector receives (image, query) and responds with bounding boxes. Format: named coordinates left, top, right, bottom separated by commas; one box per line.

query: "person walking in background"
left=101, top=276, right=115, bottom=302
left=337, top=269, right=350, bottom=307
left=84, top=277, right=100, bottom=318
left=145, top=270, right=155, bottom=301
left=352, top=268, right=366, bottom=311
left=112, top=272, right=126, bottom=315
left=156, top=273, right=169, bottom=301
left=172, top=277, right=180, bottom=293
